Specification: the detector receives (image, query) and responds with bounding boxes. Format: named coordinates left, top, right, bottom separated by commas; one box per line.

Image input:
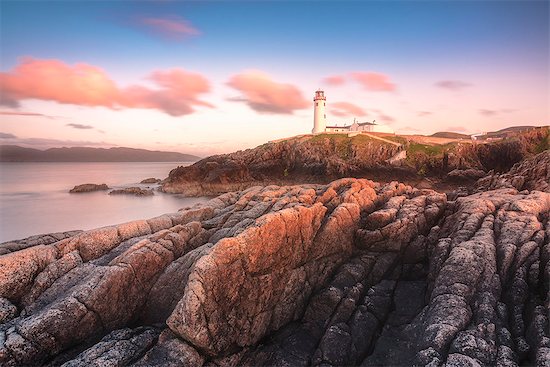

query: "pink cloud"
left=323, top=75, right=346, bottom=86
left=399, top=126, right=421, bottom=133
left=375, top=113, right=395, bottom=123
left=138, top=16, right=200, bottom=40
left=0, top=58, right=212, bottom=116
left=435, top=80, right=472, bottom=90
left=479, top=108, right=515, bottom=117
left=0, top=110, right=57, bottom=119
left=417, top=111, right=432, bottom=117
left=330, top=102, right=367, bottom=117
left=227, top=71, right=309, bottom=114
left=350, top=72, right=396, bottom=92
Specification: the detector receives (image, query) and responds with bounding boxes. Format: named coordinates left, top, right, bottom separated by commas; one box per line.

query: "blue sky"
left=1, top=0, right=548, bottom=155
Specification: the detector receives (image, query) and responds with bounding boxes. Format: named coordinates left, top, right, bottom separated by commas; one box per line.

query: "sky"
left=0, top=0, right=548, bottom=156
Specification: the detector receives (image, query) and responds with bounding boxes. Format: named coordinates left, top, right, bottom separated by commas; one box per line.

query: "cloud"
left=0, top=58, right=212, bottom=116
left=227, top=71, right=309, bottom=114
left=350, top=72, right=396, bottom=92
left=368, top=109, right=395, bottom=123
left=0, top=110, right=56, bottom=119
left=137, top=16, right=200, bottom=40
left=479, top=109, right=498, bottom=116
left=479, top=108, right=515, bottom=117
left=0, top=132, right=17, bottom=139
left=446, top=126, right=468, bottom=132
left=375, top=113, right=395, bottom=123
left=66, top=123, right=94, bottom=129
left=435, top=80, right=472, bottom=91
left=417, top=111, right=432, bottom=117
left=330, top=102, right=367, bottom=117
left=399, top=126, right=421, bottom=133
left=323, top=75, right=345, bottom=86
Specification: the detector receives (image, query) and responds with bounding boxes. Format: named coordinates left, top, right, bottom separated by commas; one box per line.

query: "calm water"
left=0, top=162, right=209, bottom=242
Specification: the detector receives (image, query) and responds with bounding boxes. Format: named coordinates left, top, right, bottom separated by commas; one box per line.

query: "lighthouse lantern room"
left=312, top=90, right=327, bottom=134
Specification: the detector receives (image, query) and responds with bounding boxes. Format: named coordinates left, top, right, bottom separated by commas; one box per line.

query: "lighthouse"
left=312, top=90, right=326, bottom=134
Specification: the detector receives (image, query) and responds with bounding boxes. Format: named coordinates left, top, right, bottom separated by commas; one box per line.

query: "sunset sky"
left=1, top=0, right=548, bottom=156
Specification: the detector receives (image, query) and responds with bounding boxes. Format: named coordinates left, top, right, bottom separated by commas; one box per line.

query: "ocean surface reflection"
left=0, top=162, right=208, bottom=242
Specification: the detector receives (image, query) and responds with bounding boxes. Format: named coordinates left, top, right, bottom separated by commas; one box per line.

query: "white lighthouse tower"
left=312, top=89, right=326, bottom=134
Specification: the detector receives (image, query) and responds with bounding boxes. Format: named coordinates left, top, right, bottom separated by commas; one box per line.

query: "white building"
left=326, top=119, right=394, bottom=134
left=312, top=90, right=394, bottom=134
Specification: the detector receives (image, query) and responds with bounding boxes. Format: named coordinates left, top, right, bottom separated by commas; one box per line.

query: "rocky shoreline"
left=0, top=146, right=548, bottom=366
left=162, top=128, right=549, bottom=197
left=0, top=149, right=548, bottom=365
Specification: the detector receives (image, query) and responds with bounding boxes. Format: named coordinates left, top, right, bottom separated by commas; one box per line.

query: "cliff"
left=0, top=158, right=549, bottom=365
left=162, top=134, right=403, bottom=196
left=162, top=127, right=549, bottom=196
left=475, top=150, right=550, bottom=193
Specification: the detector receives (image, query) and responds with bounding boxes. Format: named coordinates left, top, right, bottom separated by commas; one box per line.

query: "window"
left=316, top=102, right=318, bottom=106
left=324, top=103, right=325, bottom=106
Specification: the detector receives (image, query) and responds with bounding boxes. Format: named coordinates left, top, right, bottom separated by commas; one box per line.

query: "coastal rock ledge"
left=0, top=178, right=549, bottom=366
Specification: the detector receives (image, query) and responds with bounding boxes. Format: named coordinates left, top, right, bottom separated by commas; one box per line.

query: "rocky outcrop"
left=476, top=150, right=550, bottom=192
left=69, top=184, right=109, bottom=193
left=162, top=135, right=405, bottom=196
left=0, top=177, right=548, bottom=366
left=447, top=168, right=486, bottom=182
left=162, top=127, right=549, bottom=196
left=140, top=178, right=161, bottom=184
left=0, top=231, right=82, bottom=255
left=109, top=187, right=154, bottom=196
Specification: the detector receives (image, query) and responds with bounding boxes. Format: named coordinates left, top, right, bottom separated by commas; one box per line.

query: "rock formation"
left=0, top=171, right=548, bottom=366
left=109, top=187, right=154, bottom=196
left=162, top=134, right=404, bottom=196
left=162, top=127, right=549, bottom=196
left=476, top=150, right=550, bottom=193
left=69, top=184, right=109, bottom=193
left=0, top=231, right=82, bottom=256
left=140, top=178, right=162, bottom=184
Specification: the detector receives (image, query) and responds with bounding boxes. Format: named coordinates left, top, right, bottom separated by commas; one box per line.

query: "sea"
left=0, top=162, right=209, bottom=243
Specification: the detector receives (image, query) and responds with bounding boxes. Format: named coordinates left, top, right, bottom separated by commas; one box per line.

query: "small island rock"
left=140, top=178, right=162, bottom=184
left=69, top=183, right=109, bottom=193
left=109, top=187, right=154, bottom=196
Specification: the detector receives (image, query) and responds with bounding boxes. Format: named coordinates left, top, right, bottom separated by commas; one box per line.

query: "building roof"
left=357, top=121, right=375, bottom=126
left=326, top=125, right=350, bottom=129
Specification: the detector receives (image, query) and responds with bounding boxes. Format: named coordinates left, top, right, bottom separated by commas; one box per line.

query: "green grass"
left=310, top=133, right=388, bottom=146
left=406, top=142, right=455, bottom=156
left=310, top=133, right=350, bottom=142
left=383, top=135, right=408, bottom=145
left=308, top=133, right=392, bottom=160
left=533, top=130, right=550, bottom=154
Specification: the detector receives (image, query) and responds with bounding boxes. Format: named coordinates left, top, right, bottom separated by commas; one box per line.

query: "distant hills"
left=431, top=126, right=544, bottom=140
left=0, top=145, right=201, bottom=162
